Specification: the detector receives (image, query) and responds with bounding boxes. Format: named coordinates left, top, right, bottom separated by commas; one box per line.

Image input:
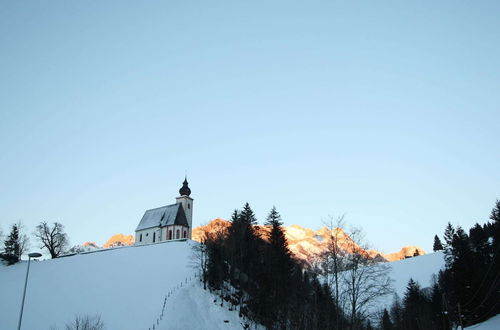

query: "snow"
left=388, top=251, right=445, bottom=297
left=370, top=251, right=446, bottom=313
left=464, top=314, right=500, bottom=330
left=159, top=281, right=258, bottom=330
left=0, top=242, right=449, bottom=329
left=0, top=240, right=252, bottom=330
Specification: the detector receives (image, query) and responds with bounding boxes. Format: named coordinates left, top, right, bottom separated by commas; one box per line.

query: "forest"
left=195, top=200, right=500, bottom=330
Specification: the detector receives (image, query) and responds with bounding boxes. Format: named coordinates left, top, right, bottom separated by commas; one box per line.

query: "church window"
left=188, top=203, right=190, bottom=209
left=153, top=232, right=156, bottom=243
left=183, top=230, right=187, bottom=238
left=168, top=230, right=172, bottom=240
left=140, top=234, right=142, bottom=242
left=176, top=229, right=180, bottom=239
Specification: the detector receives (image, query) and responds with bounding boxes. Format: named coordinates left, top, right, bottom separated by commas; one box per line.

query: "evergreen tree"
left=3, top=223, right=28, bottom=264
left=390, top=294, right=404, bottom=330
left=490, top=199, right=500, bottom=249
left=402, top=278, right=433, bottom=330
left=263, top=206, right=294, bottom=328
left=3, top=224, right=21, bottom=264
left=443, top=222, right=455, bottom=250
left=381, top=308, right=393, bottom=330
left=433, top=235, right=444, bottom=252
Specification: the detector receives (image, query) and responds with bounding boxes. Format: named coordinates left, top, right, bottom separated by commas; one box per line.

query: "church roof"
left=135, top=203, right=189, bottom=231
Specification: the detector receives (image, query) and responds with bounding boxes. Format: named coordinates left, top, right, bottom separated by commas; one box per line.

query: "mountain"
left=193, top=218, right=425, bottom=265
left=102, top=233, right=135, bottom=248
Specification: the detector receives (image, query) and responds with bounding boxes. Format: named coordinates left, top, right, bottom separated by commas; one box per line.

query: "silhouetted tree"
left=443, top=222, right=455, bottom=250
left=433, top=235, right=444, bottom=252
left=341, top=226, right=393, bottom=328
left=3, top=222, right=29, bottom=264
left=380, top=308, right=393, bottom=330
left=34, top=222, right=69, bottom=258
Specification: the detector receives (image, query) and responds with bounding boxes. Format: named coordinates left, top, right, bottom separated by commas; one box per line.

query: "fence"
left=147, top=273, right=199, bottom=330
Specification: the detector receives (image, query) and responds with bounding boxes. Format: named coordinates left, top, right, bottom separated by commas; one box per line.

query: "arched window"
left=176, top=229, right=180, bottom=239
left=153, top=232, right=156, bottom=243
left=188, top=203, right=190, bottom=209
left=140, top=234, right=142, bottom=242
left=168, top=230, right=172, bottom=240
left=183, top=230, right=187, bottom=238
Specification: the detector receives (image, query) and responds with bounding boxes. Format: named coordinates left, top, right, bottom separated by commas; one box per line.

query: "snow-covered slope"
left=374, top=251, right=446, bottom=311
left=0, top=240, right=248, bottom=330
left=159, top=281, right=250, bottom=330
left=465, top=314, right=500, bottom=330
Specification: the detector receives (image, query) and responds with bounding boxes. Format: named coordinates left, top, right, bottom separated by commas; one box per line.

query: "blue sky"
left=1, top=1, right=499, bottom=253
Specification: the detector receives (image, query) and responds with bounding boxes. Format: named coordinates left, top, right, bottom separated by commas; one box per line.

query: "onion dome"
left=179, top=177, right=191, bottom=196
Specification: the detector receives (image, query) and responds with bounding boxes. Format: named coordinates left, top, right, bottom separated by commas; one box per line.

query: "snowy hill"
left=0, top=240, right=249, bottom=330
left=388, top=251, right=445, bottom=297
left=465, top=314, right=500, bottom=330
left=0, top=239, right=446, bottom=330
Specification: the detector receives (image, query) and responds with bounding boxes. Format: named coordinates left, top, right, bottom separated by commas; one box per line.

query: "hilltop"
left=0, top=241, right=251, bottom=330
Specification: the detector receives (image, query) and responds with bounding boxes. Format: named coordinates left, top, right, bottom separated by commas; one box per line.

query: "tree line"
left=194, top=203, right=392, bottom=330
left=380, top=200, right=500, bottom=330
left=0, top=221, right=69, bottom=264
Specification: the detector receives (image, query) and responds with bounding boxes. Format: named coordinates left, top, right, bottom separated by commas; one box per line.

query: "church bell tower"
left=176, top=177, right=193, bottom=239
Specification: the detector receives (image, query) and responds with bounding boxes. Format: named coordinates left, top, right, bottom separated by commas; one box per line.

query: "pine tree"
left=381, top=308, right=393, bottom=330
left=240, top=202, right=258, bottom=226
left=490, top=199, right=500, bottom=250
left=433, top=235, right=444, bottom=251
left=4, top=224, right=20, bottom=261
left=390, top=294, right=404, bottom=330
left=443, top=222, right=455, bottom=250
left=403, top=278, right=431, bottom=330
left=3, top=224, right=27, bottom=265
left=263, top=206, right=294, bottom=327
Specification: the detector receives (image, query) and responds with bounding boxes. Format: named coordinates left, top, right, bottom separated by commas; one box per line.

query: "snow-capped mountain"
left=193, top=219, right=425, bottom=266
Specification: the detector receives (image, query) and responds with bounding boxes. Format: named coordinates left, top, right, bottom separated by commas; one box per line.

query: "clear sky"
left=1, top=1, right=499, bottom=254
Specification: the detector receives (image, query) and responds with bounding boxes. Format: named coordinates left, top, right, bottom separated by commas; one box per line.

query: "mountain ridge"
left=193, top=218, right=425, bottom=264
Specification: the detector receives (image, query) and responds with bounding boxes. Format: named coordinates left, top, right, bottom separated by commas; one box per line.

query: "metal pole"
left=17, top=256, right=32, bottom=330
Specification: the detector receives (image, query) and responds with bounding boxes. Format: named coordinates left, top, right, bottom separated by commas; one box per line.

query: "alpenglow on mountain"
left=192, top=219, right=425, bottom=266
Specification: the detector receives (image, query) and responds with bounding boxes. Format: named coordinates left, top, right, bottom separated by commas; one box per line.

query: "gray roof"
left=135, top=203, right=188, bottom=231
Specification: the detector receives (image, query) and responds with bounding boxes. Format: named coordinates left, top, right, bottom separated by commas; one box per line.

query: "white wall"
left=135, top=227, right=161, bottom=245
left=136, top=225, right=190, bottom=245
left=175, top=196, right=193, bottom=239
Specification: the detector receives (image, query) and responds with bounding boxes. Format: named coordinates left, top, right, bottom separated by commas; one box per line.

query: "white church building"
left=135, top=178, right=193, bottom=244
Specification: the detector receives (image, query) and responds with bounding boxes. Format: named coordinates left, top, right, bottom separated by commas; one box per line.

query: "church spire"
left=179, top=177, right=191, bottom=196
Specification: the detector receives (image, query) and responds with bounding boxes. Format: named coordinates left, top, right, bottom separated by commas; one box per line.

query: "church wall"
left=175, top=196, right=193, bottom=239
left=160, top=225, right=189, bottom=240
left=135, top=227, right=161, bottom=245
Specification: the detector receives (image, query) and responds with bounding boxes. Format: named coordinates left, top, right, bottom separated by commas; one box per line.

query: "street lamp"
left=17, top=252, right=42, bottom=330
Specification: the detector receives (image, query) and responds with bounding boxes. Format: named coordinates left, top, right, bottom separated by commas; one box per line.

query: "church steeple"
left=179, top=177, right=191, bottom=197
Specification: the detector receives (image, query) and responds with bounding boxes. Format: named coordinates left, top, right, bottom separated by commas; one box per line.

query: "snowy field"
left=0, top=240, right=248, bottom=330
left=0, top=242, right=447, bottom=329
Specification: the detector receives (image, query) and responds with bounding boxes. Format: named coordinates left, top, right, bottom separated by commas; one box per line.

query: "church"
left=135, top=178, right=193, bottom=244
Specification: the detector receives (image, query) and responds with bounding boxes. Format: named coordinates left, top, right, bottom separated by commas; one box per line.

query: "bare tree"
left=341, top=226, right=393, bottom=329
left=190, top=230, right=209, bottom=289
left=65, top=314, right=104, bottom=330
left=320, top=215, right=348, bottom=328
left=34, top=222, right=69, bottom=258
